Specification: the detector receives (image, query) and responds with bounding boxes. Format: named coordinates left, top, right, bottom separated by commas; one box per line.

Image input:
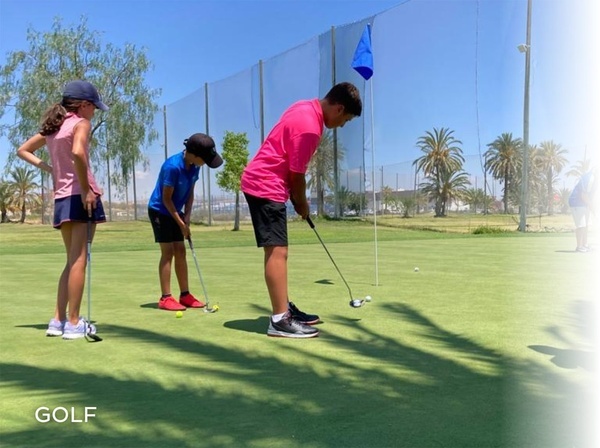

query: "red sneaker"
left=158, top=296, right=186, bottom=311
left=179, top=293, right=206, bottom=308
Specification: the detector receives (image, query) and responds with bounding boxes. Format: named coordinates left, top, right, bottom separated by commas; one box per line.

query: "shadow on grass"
left=223, top=316, right=269, bottom=334
left=528, top=345, right=595, bottom=371
left=1, top=303, right=595, bottom=448
left=314, top=279, right=334, bottom=285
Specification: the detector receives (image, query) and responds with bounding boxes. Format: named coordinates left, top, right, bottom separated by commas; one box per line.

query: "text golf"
left=35, top=407, right=97, bottom=423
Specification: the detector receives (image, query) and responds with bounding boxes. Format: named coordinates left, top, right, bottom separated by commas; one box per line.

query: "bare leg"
left=61, top=222, right=95, bottom=324
left=159, top=243, right=175, bottom=295
left=172, top=241, right=189, bottom=294
left=264, top=246, right=289, bottom=315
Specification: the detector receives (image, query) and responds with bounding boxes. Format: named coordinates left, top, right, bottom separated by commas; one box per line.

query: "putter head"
left=204, top=304, right=219, bottom=313
left=84, top=322, right=102, bottom=342
left=349, top=299, right=365, bottom=308
left=85, top=333, right=103, bottom=342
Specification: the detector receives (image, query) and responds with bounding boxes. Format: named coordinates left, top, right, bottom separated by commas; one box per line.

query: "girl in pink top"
left=17, top=80, right=108, bottom=340
left=241, top=82, right=362, bottom=338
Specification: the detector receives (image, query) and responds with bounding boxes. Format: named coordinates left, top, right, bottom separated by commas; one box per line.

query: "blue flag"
left=351, top=24, right=373, bottom=80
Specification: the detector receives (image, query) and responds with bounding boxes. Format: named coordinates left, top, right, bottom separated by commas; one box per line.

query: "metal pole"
left=518, top=0, right=532, bottom=232
left=162, top=105, right=168, bottom=160
left=259, top=59, right=265, bottom=144
left=205, top=82, right=212, bottom=226
left=370, top=77, right=378, bottom=286
left=331, top=26, right=340, bottom=219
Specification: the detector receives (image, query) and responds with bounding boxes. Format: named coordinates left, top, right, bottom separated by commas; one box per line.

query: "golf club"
left=85, top=220, right=102, bottom=342
left=187, top=236, right=218, bottom=313
left=306, top=216, right=365, bottom=308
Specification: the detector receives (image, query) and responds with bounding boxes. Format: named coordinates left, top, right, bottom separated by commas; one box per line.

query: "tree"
left=463, top=188, right=486, bottom=213
left=0, top=16, right=160, bottom=197
left=484, top=133, right=522, bottom=214
left=413, top=127, right=465, bottom=217
left=398, top=196, right=416, bottom=218
left=566, top=158, right=592, bottom=179
left=535, top=140, right=568, bottom=215
left=0, top=179, right=14, bottom=223
left=307, top=130, right=344, bottom=217
left=216, top=131, right=249, bottom=231
left=381, top=186, right=396, bottom=213
left=419, top=169, right=470, bottom=217
left=8, top=166, right=41, bottom=223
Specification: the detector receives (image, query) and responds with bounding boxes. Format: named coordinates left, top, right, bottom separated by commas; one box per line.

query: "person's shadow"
left=528, top=345, right=596, bottom=371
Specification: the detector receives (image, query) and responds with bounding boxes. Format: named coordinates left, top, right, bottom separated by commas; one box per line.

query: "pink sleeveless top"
left=46, top=113, right=101, bottom=199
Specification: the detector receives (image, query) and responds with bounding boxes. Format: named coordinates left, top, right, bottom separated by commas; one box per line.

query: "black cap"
left=62, top=80, right=109, bottom=111
left=184, top=133, right=223, bottom=168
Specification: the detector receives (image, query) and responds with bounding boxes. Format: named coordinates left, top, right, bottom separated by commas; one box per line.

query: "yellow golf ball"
left=175, top=311, right=183, bottom=318
left=213, top=305, right=220, bottom=311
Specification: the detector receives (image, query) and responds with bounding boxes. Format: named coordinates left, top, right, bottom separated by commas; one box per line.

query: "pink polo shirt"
left=241, top=99, right=324, bottom=203
left=46, top=113, right=101, bottom=199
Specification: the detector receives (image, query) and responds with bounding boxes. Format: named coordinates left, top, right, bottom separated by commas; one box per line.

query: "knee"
left=173, top=245, right=187, bottom=260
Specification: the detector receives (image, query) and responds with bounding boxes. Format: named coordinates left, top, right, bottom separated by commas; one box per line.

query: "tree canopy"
left=216, top=130, right=249, bottom=231
left=0, top=16, right=160, bottom=193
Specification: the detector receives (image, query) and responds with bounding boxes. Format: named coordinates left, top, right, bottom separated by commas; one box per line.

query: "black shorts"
left=53, top=195, right=106, bottom=229
left=148, top=208, right=184, bottom=243
left=244, top=193, right=288, bottom=247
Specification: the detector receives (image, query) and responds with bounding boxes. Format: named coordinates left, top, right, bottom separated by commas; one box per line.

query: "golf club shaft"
left=87, top=220, right=92, bottom=325
left=85, top=221, right=102, bottom=341
left=306, top=217, right=353, bottom=300
left=187, top=237, right=211, bottom=306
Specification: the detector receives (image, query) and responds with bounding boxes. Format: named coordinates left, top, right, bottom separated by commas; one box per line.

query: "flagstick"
left=370, top=77, right=379, bottom=287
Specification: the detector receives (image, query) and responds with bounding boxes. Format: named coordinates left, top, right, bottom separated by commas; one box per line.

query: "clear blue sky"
left=0, top=0, right=404, bottom=105
left=0, top=0, right=598, bottom=197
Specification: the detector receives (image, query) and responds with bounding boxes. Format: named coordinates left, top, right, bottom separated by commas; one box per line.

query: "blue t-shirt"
left=569, top=172, right=595, bottom=207
left=148, top=152, right=200, bottom=215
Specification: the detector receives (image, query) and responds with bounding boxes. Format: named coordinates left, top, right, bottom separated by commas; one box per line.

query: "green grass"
left=0, top=220, right=597, bottom=447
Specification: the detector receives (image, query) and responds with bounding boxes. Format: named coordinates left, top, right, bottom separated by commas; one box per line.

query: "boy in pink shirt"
left=242, top=82, right=362, bottom=338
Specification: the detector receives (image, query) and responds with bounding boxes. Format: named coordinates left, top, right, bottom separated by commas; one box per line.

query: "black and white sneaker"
left=288, top=301, right=320, bottom=325
left=268, top=312, right=319, bottom=338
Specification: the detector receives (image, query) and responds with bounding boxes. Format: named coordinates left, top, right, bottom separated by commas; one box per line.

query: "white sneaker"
left=62, top=318, right=97, bottom=340
left=46, top=318, right=65, bottom=337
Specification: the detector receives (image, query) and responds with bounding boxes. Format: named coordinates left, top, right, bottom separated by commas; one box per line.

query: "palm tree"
left=413, top=127, right=465, bottom=217
left=0, top=179, right=14, bottom=223
left=381, top=186, right=395, bottom=213
left=9, top=166, right=41, bottom=223
left=307, top=130, right=344, bottom=216
left=535, top=140, right=568, bottom=215
left=566, top=158, right=593, bottom=179
left=398, top=196, right=416, bottom=218
left=463, top=187, right=486, bottom=213
left=420, top=169, right=471, bottom=217
left=484, top=133, right=522, bottom=213
left=556, top=187, right=571, bottom=214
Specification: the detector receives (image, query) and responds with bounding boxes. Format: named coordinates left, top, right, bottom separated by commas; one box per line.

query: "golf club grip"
left=306, top=216, right=315, bottom=229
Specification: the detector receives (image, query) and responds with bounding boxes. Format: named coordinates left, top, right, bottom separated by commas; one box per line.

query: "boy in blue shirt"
left=148, top=133, right=223, bottom=311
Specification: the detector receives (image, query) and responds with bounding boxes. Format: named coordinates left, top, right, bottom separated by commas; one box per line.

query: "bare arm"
left=289, top=172, right=309, bottom=219
left=162, top=185, right=189, bottom=238
left=17, top=134, right=52, bottom=173
left=71, top=119, right=97, bottom=215
left=183, top=184, right=195, bottom=226
left=72, top=120, right=92, bottom=192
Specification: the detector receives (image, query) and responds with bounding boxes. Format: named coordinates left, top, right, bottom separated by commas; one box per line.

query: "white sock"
left=271, top=312, right=286, bottom=323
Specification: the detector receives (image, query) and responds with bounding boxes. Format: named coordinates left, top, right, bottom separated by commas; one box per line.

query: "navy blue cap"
left=62, top=80, right=109, bottom=111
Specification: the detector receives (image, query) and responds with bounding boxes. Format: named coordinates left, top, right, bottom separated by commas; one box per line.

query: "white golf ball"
left=414, top=267, right=419, bottom=272
left=365, top=295, right=372, bottom=302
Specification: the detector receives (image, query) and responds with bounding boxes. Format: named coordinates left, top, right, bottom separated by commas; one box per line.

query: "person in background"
left=148, top=133, right=223, bottom=311
left=569, top=167, right=597, bottom=252
left=17, top=80, right=108, bottom=339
